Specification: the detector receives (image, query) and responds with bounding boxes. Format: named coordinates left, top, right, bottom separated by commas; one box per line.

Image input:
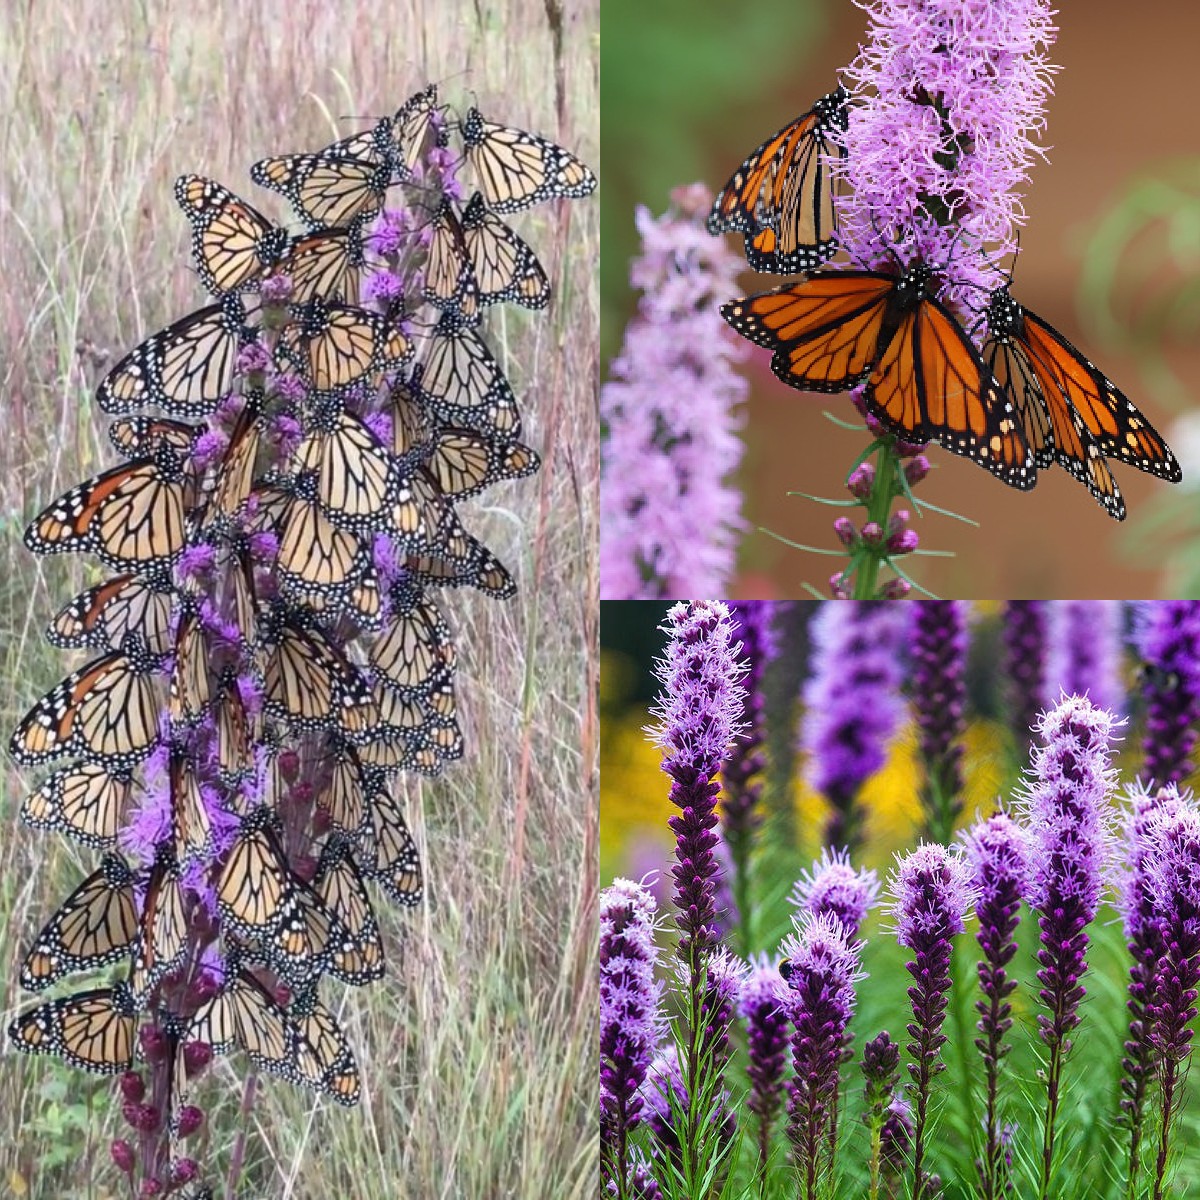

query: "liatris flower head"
left=1132, top=601, right=1200, bottom=788
left=1044, top=600, right=1126, bottom=717
left=888, top=842, right=974, bottom=952
left=835, top=0, right=1058, bottom=319
left=697, top=949, right=747, bottom=1074
left=801, top=602, right=906, bottom=851
left=600, top=878, right=663, bottom=1140
left=740, top=954, right=791, bottom=1132
left=599, top=185, right=750, bottom=599
left=961, top=810, right=1030, bottom=910
left=1002, top=600, right=1048, bottom=761
left=789, top=845, right=880, bottom=938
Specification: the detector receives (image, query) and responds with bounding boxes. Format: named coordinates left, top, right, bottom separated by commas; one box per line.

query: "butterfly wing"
left=9, top=984, right=138, bottom=1074
left=460, top=191, right=550, bottom=309
left=21, top=762, right=133, bottom=847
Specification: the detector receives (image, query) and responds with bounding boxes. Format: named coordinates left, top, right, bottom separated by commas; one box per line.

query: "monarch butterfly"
left=275, top=224, right=367, bottom=305
left=212, top=672, right=256, bottom=785
left=108, top=417, right=203, bottom=460
left=21, top=762, right=133, bottom=847
left=423, top=199, right=481, bottom=325
left=314, top=743, right=369, bottom=837
left=10, top=639, right=167, bottom=769
left=354, top=730, right=426, bottom=774
left=217, top=806, right=296, bottom=938
left=367, top=583, right=455, bottom=694
left=130, top=846, right=189, bottom=1006
left=391, top=83, right=446, bottom=178
left=96, top=295, right=257, bottom=418
left=314, top=836, right=384, bottom=985
left=168, top=611, right=213, bottom=728
left=170, top=750, right=219, bottom=870
left=24, top=443, right=194, bottom=569
left=277, top=299, right=411, bottom=392
left=461, top=107, right=596, bottom=213
left=412, top=314, right=520, bottom=437
left=201, top=392, right=264, bottom=528
left=388, top=467, right=467, bottom=551
left=404, top=532, right=517, bottom=599
left=250, top=125, right=395, bottom=232
left=19, top=854, right=137, bottom=992
left=460, top=191, right=551, bottom=308
left=290, top=987, right=361, bottom=1105
left=389, top=377, right=437, bottom=461
left=291, top=398, right=400, bottom=529
left=722, top=264, right=1036, bottom=488
left=362, top=790, right=423, bottom=907
left=175, top=175, right=292, bottom=296
left=426, top=428, right=540, bottom=500
left=9, top=983, right=138, bottom=1074
left=708, top=87, right=849, bottom=274
left=981, top=287, right=1182, bottom=521
left=46, top=572, right=177, bottom=656
left=257, top=609, right=373, bottom=731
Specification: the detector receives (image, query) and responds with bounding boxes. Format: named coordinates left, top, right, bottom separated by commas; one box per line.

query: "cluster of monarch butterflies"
left=7, top=79, right=595, bottom=1183
left=709, top=87, right=1181, bottom=519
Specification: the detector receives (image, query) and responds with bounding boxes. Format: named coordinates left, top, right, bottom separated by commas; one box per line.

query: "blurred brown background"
left=602, top=0, right=1200, bottom=598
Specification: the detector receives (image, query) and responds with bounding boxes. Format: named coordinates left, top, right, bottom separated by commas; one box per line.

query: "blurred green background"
left=601, top=0, right=1200, bottom=599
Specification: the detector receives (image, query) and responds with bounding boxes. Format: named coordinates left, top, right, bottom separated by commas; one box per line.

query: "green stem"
left=852, top=438, right=901, bottom=600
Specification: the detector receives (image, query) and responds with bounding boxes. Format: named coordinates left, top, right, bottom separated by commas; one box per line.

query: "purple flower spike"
left=600, top=879, right=663, bottom=1192
left=698, top=950, right=746, bottom=1085
left=1133, top=601, right=1200, bottom=788
left=1045, top=601, right=1126, bottom=717
left=888, top=843, right=974, bottom=1200
left=1141, top=798, right=1200, bottom=1199
left=790, top=846, right=880, bottom=939
left=1002, top=601, right=1048, bottom=762
left=1116, top=782, right=1191, bottom=1197
left=650, top=601, right=745, bottom=967
left=600, top=187, right=750, bottom=599
left=781, top=911, right=865, bottom=1200
left=1020, top=693, right=1119, bottom=1196
left=910, top=600, right=969, bottom=841
left=962, top=813, right=1030, bottom=1200
left=740, top=955, right=792, bottom=1179
left=861, top=1031, right=902, bottom=1197
left=801, top=602, right=906, bottom=852
left=836, top=0, right=1058, bottom=321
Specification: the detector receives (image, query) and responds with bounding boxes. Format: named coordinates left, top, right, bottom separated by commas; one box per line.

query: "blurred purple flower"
left=1132, top=601, right=1200, bottom=788
left=1002, top=600, right=1048, bottom=762
left=722, top=602, right=776, bottom=844
left=962, top=812, right=1029, bottom=1200
left=789, top=846, right=880, bottom=939
left=888, top=842, right=974, bottom=1200
left=1045, top=600, right=1126, bottom=717
left=781, top=911, right=866, bottom=1198
left=801, top=602, right=906, bottom=852
left=835, top=0, right=1058, bottom=320
left=600, top=186, right=749, bottom=599
left=910, top=600, right=968, bottom=841
left=1020, top=693, right=1119, bottom=1195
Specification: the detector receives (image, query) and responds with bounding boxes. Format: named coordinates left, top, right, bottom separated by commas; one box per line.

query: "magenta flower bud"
left=829, top=572, right=851, bottom=600
left=119, top=1071, right=145, bottom=1103
left=139, top=1179, right=163, bottom=1198
left=887, top=528, right=919, bottom=555
left=170, top=1158, right=199, bottom=1184
left=175, top=1106, right=204, bottom=1139
left=904, top=455, right=931, bottom=485
left=278, top=748, right=301, bottom=783
left=111, top=1139, right=135, bottom=1173
left=887, top=509, right=910, bottom=535
left=139, top=1025, right=169, bottom=1064
left=833, top=516, right=858, bottom=547
left=183, top=1040, right=214, bottom=1078
left=847, top=462, right=876, bottom=499
left=861, top=521, right=883, bottom=545
left=879, top=579, right=911, bottom=600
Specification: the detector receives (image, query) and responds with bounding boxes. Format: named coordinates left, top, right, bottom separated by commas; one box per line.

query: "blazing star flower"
left=801, top=602, right=906, bottom=852
left=888, top=842, right=974, bottom=1200
left=1020, top=694, right=1119, bottom=1196
left=836, top=0, right=1058, bottom=320
left=860, top=1030, right=902, bottom=1197
left=740, top=955, right=792, bottom=1176
left=697, top=951, right=746, bottom=1085
left=1002, top=600, right=1048, bottom=762
left=910, top=600, right=969, bottom=841
left=600, top=879, right=663, bottom=1191
left=961, top=812, right=1029, bottom=1200
left=781, top=911, right=866, bottom=1200
left=790, top=846, right=880, bottom=939
left=1044, top=600, right=1126, bottom=716
left=600, top=184, right=750, bottom=599
left=1132, top=601, right=1200, bottom=788
left=1115, top=782, right=1191, bottom=1196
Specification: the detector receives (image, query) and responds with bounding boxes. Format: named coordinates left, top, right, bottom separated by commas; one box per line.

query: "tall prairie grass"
left=0, top=2, right=598, bottom=1196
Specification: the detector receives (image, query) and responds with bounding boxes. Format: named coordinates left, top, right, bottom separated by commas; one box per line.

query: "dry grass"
left=0, top=1, right=598, bottom=1196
